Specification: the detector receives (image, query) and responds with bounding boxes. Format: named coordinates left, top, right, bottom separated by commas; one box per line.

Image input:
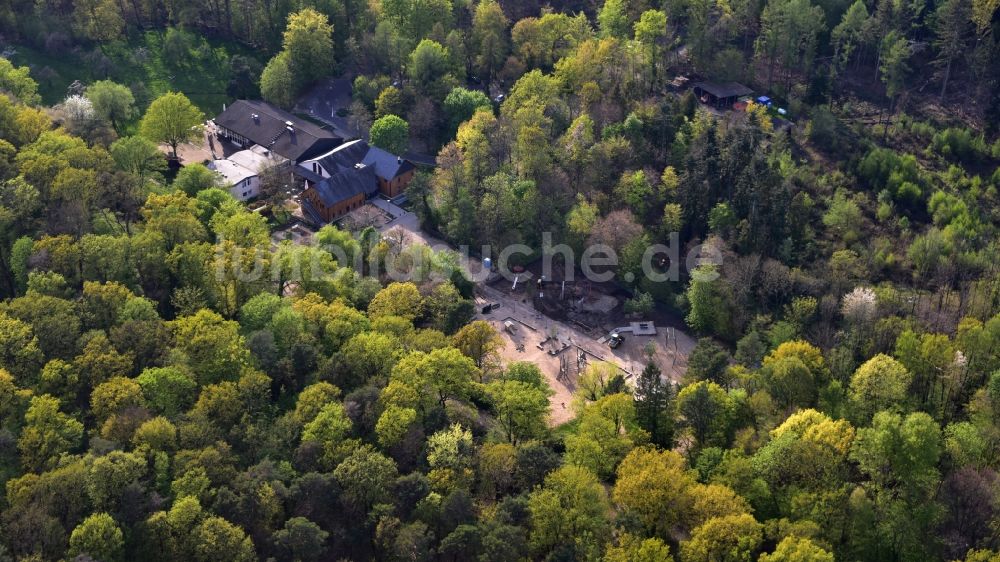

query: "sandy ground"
left=161, top=121, right=252, bottom=167
left=372, top=204, right=698, bottom=427
left=489, top=315, right=577, bottom=425
left=158, top=128, right=218, bottom=166
left=339, top=203, right=391, bottom=230
left=475, top=290, right=578, bottom=426
left=475, top=283, right=695, bottom=426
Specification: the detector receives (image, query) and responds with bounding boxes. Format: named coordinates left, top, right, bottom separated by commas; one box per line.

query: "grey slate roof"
left=310, top=140, right=415, bottom=181
left=214, top=100, right=342, bottom=162
left=311, top=165, right=378, bottom=206
left=314, top=139, right=370, bottom=175
left=363, top=146, right=415, bottom=180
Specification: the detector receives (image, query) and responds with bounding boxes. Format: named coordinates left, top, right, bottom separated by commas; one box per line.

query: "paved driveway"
left=369, top=198, right=407, bottom=220
left=379, top=208, right=450, bottom=252
left=296, top=77, right=438, bottom=165
left=295, top=78, right=359, bottom=139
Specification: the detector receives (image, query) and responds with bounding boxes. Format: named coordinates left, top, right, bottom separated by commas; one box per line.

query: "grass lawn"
left=11, top=30, right=264, bottom=122
left=551, top=415, right=581, bottom=436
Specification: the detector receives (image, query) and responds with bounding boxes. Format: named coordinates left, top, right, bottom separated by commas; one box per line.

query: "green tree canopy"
left=528, top=464, right=610, bottom=558
left=848, top=354, right=912, bottom=421
left=69, top=512, right=124, bottom=561
left=283, top=8, right=335, bottom=88
left=139, top=92, right=205, bottom=159
left=260, top=53, right=297, bottom=109
left=369, top=114, right=410, bottom=155
left=18, top=394, right=84, bottom=472
left=86, top=80, right=135, bottom=133
left=0, top=58, right=41, bottom=105
left=444, top=87, right=492, bottom=134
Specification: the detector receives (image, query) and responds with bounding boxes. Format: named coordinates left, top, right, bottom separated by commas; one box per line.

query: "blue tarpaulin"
left=756, top=96, right=772, bottom=107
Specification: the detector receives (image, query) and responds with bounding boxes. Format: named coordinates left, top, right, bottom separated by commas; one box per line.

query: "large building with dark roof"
left=301, top=139, right=370, bottom=176
left=213, top=100, right=342, bottom=163
left=299, top=140, right=416, bottom=200
left=361, top=145, right=416, bottom=198
left=214, top=100, right=416, bottom=223
left=299, top=164, right=378, bottom=223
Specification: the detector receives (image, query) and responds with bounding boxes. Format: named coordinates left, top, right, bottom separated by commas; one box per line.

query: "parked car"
left=608, top=332, right=625, bottom=349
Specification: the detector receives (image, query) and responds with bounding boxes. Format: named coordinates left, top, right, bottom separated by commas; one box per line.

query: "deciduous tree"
left=69, top=512, right=124, bottom=561
left=612, top=447, right=697, bottom=538
left=452, top=320, right=503, bottom=373
left=334, top=445, right=399, bottom=511
left=0, top=58, right=41, bottom=105
left=283, top=8, right=335, bottom=88
left=260, top=53, right=297, bottom=109
left=86, top=80, right=135, bottom=133
left=370, top=114, right=410, bottom=155
left=758, top=535, right=834, bottom=562
left=18, top=394, right=83, bottom=472
left=170, top=309, right=251, bottom=385
left=677, top=380, right=732, bottom=448
left=848, top=354, right=912, bottom=420
left=368, top=282, right=422, bottom=320
left=680, top=513, right=764, bottom=562
left=443, top=87, right=492, bottom=134
left=487, top=379, right=550, bottom=444
left=139, top=92, right=204, bottom=159
left=471, top=0, right=509, bottom=82
left=686, top=265, right=732, bottom=337
left=271, top=517, right=329, bottom=562
left=528, top=465, right=610, bottom=559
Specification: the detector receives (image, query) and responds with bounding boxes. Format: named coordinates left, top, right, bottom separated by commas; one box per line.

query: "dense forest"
left=0, top=0, right=999, bottom=560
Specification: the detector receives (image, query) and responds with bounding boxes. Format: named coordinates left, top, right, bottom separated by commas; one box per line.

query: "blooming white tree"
left=56, top=94, right=103, bottom=139
left=61, top=95, right=96, bottom=126
left=841, top=286, right=878, bottom=324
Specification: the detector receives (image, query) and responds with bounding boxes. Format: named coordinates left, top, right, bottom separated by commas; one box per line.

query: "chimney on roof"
left=397, top=156, right=402, bottom=164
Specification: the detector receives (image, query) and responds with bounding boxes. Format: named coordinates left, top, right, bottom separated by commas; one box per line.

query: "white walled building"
left=209, top=145, right=280, bottom=201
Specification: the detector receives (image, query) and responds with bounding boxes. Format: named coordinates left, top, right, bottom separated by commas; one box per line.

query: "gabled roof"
left=214, top=100, right=342, bottom=162
left=311, top=139, right=370, bottom=175
left=209, top=145, right=275, bottom=186
left=693, top=81, right=753, bottom=99
left=209, top=158, right=256, bottom=186
left=311, top=165, right=377, bottom=206
left=307, top=139, right=415, bottom=181
left=363, top=146, right=415, bottom=180
left=228, top=144, right=275, bottom=170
